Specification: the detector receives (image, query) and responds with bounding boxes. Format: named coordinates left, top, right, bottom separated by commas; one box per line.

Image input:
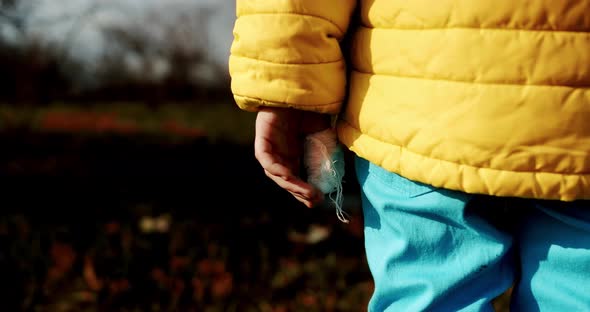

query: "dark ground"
left=0, top=130, right=372, bottom=312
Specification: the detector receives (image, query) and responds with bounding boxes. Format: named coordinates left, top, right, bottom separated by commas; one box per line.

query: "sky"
left=0, top=0, right=235, bottom=90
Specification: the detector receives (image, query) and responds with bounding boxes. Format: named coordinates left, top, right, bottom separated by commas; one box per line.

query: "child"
left=229, top=1, right=590, bottom=310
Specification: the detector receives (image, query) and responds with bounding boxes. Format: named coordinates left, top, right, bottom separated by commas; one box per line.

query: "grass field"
left=0, top=100, right=257, bottom=144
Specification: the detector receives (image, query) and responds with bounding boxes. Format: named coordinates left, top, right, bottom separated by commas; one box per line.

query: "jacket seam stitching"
left=234, top=94, right=342, bottom=107
left=231, top=54, right=343, bottom=66
left=359, top=24, right=590, bottom=35
left=239, top=12, right=345, bottom=35
left=339, top=120, right=589, bottom=175
left=351, top=70, right=590, bottom=89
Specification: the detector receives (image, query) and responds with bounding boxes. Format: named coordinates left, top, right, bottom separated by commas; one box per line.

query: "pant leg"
left=512, top=200, right=590, bottom=311
left=355, top=157, right=514, bottom=312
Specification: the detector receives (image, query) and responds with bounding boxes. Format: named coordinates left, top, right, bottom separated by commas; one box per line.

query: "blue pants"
left=355, top=157, right=590, bottom=312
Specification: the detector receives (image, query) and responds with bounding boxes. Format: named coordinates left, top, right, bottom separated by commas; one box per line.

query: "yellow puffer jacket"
left=229, top=0, right=590, bottom=201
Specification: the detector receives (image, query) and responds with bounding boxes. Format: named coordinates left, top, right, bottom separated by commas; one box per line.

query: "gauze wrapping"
left=304, top=128, right=347, bottom=223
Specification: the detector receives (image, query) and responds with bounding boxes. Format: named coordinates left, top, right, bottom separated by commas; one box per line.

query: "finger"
left=262, top=168, right=323, bottom=208
left=264, top=169, right=311, bottom=196
left=290, top=191, right=324, bottom=208
left=255, top=110, right=295, bottom=158
left=264, top=169, right=324, bottom=203
left=291, top=193, right=314, bottom=208
left=254, top=131, right=294, bottom=174
left=257, top=152, right=293, bottom=181
left=255, top=144, right=302, bottom=180
left=263, top=166, right=325, bottom=208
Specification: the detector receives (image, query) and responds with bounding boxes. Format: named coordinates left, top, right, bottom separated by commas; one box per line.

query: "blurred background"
left=0, top=1, right=372, bottom=311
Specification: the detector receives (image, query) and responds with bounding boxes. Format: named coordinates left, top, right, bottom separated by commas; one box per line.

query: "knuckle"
left=254, top=151, right=263, bottom=162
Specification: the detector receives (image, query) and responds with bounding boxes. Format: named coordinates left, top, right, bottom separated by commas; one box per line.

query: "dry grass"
left=0, top=100, right=257, bottom=144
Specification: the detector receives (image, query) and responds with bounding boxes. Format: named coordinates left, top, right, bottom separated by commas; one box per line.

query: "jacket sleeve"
left=229, top=0, right=357, bottom=114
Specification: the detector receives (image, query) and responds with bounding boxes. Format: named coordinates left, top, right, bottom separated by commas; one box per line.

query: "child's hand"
left=255, top=107, right=331, bottom=208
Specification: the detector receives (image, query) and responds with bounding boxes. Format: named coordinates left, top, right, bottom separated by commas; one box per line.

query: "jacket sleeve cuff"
left=230, top=55, right=347, bottom=114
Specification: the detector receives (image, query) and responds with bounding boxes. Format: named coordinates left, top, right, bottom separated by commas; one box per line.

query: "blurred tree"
left=0, top=0, right=234, bottom=104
